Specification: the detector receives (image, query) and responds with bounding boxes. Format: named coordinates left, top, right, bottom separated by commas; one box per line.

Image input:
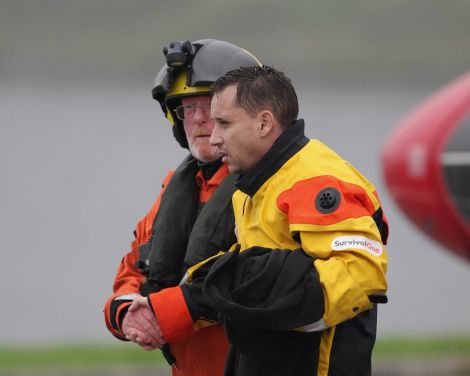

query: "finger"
left=137, top=306, right=161, bottom=329
left=136, top=336, right=162, bottom=350
left=135, top=296, right=149, bottom=307
left=122, top=315, right=145, bottom=336
left=129, top=330, right=139, bottom=343
left=140, top=306, right=158, bottom=322
left=141, top=343, right=160, bottom=351
left=135, top=322, right=162, bottom=344
left=135, top=312, right=164, bottom=344
left=128, top=297, right=144, bottom=312
left=124, top=307, right=165, bottom=345
left=135, top=332, right=153, bottom=345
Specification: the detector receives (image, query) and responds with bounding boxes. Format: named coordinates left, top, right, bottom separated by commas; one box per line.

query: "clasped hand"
left=122, top=295, right=165, bottom=350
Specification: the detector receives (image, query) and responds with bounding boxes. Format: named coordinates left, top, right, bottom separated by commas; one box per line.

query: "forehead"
left=212, top=85, right=237, bottom=109
left=182, top=94, right=211, bottom=105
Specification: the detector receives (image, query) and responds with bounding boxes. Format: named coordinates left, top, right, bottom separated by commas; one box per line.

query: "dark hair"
left=211, top=65, right=298, bottom=128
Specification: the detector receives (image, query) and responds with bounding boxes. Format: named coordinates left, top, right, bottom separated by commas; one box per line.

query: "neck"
left=198, top=158, right=223, bottom=180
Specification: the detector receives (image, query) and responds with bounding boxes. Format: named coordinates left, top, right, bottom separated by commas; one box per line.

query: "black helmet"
left=152, top=39, right=261, bottom=148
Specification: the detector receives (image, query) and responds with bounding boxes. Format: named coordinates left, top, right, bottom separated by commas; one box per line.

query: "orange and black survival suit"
left=200, top=119, right=389, bottom=376
left=104, top=155, right=236, bottom=375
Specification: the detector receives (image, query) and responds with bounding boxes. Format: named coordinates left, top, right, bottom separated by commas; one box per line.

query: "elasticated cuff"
left=148, top=286, right=195, bottom=342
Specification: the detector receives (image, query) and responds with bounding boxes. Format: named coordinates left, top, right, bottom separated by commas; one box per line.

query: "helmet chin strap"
left=172, top=120, right=189, bottom=149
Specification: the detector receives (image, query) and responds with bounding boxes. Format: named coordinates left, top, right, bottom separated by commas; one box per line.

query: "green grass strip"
left=373, top=336, right=470, bottom=359
left=1, top=336, right=470, bottom=368
left=0, top=344, right=165, bottom=368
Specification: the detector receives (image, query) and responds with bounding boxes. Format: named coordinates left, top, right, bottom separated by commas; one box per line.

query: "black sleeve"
left=109, top=299, right=132, bottom=340
left=180, top=254, right=223, bottom=322
left=181, top=274, right=220, bottom=322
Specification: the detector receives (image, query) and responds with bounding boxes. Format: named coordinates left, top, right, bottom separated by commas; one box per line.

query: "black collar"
left=198, top=158, right=223, bottom=180
left=236, top=119, right=309, bottom=197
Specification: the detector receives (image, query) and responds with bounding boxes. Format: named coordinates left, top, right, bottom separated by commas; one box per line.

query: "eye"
left=216, top=119, right=229, bottom=128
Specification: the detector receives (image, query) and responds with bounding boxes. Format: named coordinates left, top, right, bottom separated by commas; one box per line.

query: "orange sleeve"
left=148, top=286, right=195, bottom=343
left=276, top=175, right=377, bottom=226
left=104, top=171, right=174, bottom=339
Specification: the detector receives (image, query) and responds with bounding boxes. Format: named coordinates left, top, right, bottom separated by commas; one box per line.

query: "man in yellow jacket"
left=200, top=65, right=389, bottom=375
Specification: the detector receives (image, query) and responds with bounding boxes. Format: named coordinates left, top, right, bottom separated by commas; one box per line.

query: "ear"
left=258, top=110, right=277, bottom=137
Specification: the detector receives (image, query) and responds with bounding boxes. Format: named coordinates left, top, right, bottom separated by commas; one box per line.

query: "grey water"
left=1, top=82, right=469, bottom=346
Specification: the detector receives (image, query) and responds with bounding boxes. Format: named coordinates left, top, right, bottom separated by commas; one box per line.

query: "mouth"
left=213, top=148, right=227, bottom=160
left=220, top=152, right=228, bottom=163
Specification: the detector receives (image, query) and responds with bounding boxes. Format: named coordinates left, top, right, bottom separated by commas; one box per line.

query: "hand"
left=122, top=295, right=165, bottom=350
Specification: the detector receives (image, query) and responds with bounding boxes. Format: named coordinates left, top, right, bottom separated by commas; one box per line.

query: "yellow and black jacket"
left=200, top=119, right=388, bottom=376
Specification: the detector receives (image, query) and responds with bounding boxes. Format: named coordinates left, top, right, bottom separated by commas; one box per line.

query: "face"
left=210, top=85, right=266, bottom=174
left=181, top=95, right=219, bottom=162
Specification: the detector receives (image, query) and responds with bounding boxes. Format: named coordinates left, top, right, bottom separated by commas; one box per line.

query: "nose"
left=209, top=126, right=222, bottom=146
left=193, top=105, right=209, bottom=124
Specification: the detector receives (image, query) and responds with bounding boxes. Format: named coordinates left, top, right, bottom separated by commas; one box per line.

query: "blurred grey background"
left=1, top=0, right=469, bottom=347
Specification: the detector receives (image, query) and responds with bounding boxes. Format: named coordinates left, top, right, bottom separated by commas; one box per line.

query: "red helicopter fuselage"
left=382, top=71, right=470, bottom=260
